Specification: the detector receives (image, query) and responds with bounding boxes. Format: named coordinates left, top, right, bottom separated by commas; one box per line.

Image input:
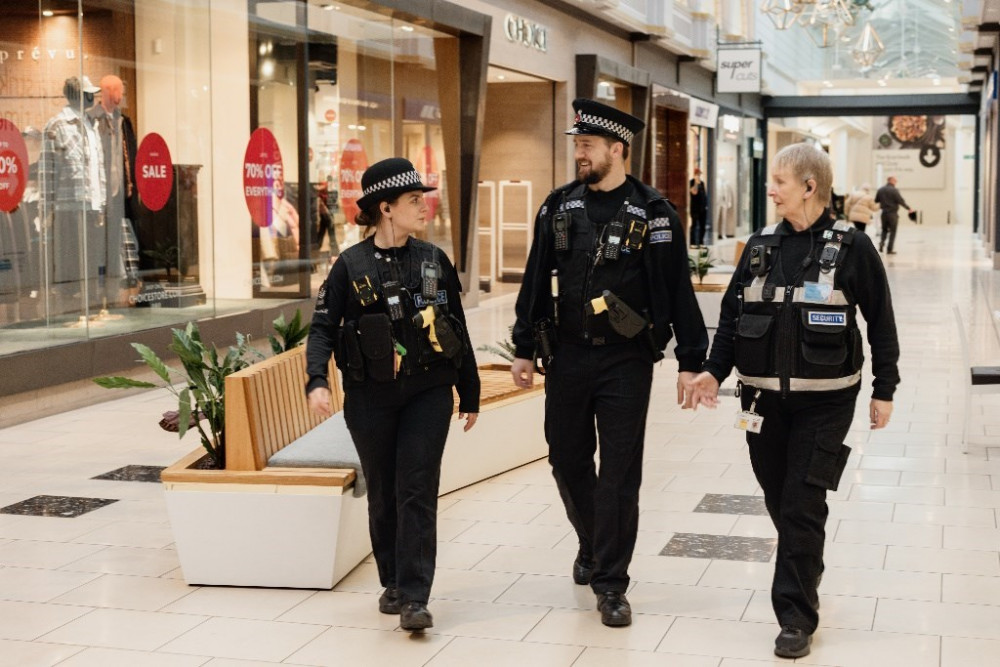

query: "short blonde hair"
left=773, top=143, right=832, bottom=203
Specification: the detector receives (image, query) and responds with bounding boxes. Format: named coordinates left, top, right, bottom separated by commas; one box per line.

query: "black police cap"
left=356, top=157, right=436, bottom=212
left=565, top=98, right=645, bottom=146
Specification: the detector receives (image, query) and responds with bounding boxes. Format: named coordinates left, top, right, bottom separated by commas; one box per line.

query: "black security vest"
left=734, top=220, right=864, bottom=394
left=553, top=183, right=651, bottom=344
left=339, top=236, right=462, bottom=380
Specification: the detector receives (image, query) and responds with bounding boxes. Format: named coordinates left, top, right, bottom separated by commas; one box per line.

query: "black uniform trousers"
left=544, top=340, right=653, bottom=594
left=343, top=381, right=453, bottom=605
left=741, top=384, right=858, bottom=633
left=879, top=214, right=899, bottom=253
left=690, top=208, right=707, bottom=246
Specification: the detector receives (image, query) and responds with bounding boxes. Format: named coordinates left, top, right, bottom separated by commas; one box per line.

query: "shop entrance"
left=478, top=67, right=556, bottom=293
left=647, top=105, right=690, bottom=238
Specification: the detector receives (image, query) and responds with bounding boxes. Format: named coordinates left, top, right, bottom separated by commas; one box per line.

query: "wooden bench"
left=162, top=346, right=546, bottom=589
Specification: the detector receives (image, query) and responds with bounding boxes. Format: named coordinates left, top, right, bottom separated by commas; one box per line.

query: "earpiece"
left=805, top=184, right=813, bottom=193
left=382, top=205, right=391, bottom=215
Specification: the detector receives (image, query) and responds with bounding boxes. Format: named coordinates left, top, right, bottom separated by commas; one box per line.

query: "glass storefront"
left=0, top=0, right=470, bottom=360
left=0, top=0, right=214, bottom=354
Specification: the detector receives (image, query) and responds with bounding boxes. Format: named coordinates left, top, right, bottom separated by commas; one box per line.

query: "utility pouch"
left=358, top=313, right=395, bottom=382
left=805, top=438, right=852, bottom=491
left=433, top=310, right=464, bottom=360
left=339, top=322, right=365, bottom=382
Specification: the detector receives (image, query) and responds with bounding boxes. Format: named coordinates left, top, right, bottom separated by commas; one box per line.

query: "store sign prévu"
left=135, top=133, right=173, bottom=213
left=243, top=128, right=284, bottom=227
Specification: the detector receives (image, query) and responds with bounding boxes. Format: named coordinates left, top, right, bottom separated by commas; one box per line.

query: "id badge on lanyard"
left=734, top=388, right=764, bottom=434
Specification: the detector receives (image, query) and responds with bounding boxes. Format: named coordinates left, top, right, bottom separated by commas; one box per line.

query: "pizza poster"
left=872, top=115, right=946, bottom=189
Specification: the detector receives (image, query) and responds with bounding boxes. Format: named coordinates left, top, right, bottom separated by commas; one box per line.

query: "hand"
left=870, top=399, right=892, bottom=429
left=308, top=387, right=333, bottom=417
left=459, top=412, right=478, bottom=432
left=511, top=357, right=534, bottom=389
left=680, top=371, right=720, bottom=410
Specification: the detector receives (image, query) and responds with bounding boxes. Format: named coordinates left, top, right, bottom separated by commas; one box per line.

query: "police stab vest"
left=735, top=220, right=863, bottom=394
left=338, top=236, right=463, bottom=383
left=549, top=183, right=654, bottom=345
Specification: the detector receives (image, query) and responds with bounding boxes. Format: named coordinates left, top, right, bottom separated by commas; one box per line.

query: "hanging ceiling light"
left=761, top=0, right=803, bottom=31
left=852, top=20, right=885, bottom=69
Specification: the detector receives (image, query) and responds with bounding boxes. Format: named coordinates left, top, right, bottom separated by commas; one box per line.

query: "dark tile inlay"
left=92, top=465, right=166, bottom=483
left=0, top=495, right=118, bottom=518
left=694, top=493, right=769, bottom=516
left=660, top=533, right=777, bottom=562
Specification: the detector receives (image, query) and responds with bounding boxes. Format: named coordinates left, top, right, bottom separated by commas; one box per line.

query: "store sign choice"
left=243, top=128, right=284, bottom=227
left=717, top=48, right=761, bottom=94
left=504, top=13, right=547, bottom=52
left=0, top=119, right=28, bottom=213
left=135, top=133, right=173, bottom=212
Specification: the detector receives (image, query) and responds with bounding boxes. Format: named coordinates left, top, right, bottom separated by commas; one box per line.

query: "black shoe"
left=774, top=626, right=811, bottom=658
left=596, top=592, right=632, bottom=627
left=887, top=250, right=897, bottom=255
left=378, top=587, right=401, bottom=614
left=400, top=601, right=433, bottom=631
left=878, top=246, right=884, bottom=253
left=572, top=556, right=594, bottom=585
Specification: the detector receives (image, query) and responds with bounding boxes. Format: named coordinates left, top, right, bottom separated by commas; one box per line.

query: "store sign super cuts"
left=0, top=119, right=28, bottom=213
left=243, top=128, right=283, bottom=227
left=135, top=133, right=173, bottom=212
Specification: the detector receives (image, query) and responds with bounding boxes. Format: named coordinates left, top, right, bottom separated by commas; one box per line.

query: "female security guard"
left=683, top=143, right=900, bottom=659
left=306, top=157, right=480, bottom=632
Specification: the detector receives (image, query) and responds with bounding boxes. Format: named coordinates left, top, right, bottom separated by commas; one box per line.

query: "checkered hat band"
left=363, top=170, right=423, bottom=197
left=578, top=112, right=633, bottom=144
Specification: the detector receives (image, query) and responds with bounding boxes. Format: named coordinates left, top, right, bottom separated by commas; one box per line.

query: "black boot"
left=400, top=601, right=433, bottom=631
left=774, top=626, right=812, bottom=658
left=572, top=554, right=594, bottom=585
left=596, top=592, right=632, bottom=627
left=378, top=587, right=401, bottom=614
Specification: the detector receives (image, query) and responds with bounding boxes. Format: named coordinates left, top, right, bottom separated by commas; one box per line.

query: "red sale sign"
left=135, top=133, right=173, bottom=212
left=339, top=138, right=367, bottom=225
left=0, top=119, right=29, bottom=213
left=243, top=128, right=283, bottom=228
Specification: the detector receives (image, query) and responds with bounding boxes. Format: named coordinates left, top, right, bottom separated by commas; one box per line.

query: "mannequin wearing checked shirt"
left=683, top=143, right=900, bottom=659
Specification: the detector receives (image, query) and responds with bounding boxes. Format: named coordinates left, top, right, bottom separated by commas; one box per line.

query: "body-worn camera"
left=352, top=276, right=378, bottom=306
left=748, top=245, right=768, bottom=277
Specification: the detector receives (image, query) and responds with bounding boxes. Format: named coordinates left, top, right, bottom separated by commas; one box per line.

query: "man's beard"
left=578, top=159, right=610, bottom=185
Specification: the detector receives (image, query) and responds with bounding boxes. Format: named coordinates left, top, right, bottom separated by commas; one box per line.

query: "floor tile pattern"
left=0, top=494, right=118, bottom=518
left=660, top=532, right=778, bottom=562
left=91, top=465, right=166, bottom=483
left=694, top=493, right=769, bottom=515
left=0, top=227, right=998, bottom=665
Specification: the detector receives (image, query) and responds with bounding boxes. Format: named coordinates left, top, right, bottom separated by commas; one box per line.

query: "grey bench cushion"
left=267, top=412, right=366, bottom=497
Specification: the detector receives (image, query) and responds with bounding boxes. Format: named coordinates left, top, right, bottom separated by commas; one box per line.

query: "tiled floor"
left=2, top=224, right=1000, bottom=666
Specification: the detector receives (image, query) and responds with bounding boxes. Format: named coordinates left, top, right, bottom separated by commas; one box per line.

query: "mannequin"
left=89, top=74, right=139, bottom=306
left=716, top=171, right=735, bottom=238
left=40, top=76, right=106, bottom=316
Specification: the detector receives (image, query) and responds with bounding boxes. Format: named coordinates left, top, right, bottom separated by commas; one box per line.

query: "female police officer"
left=683, top=143, right=900, bottom=659
left=306, top=157, right=480, bottom=632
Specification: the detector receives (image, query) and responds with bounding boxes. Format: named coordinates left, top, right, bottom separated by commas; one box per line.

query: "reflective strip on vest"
left=735, top=371, right=862, bottom=392
left=743, top=284, right=849, bottom=306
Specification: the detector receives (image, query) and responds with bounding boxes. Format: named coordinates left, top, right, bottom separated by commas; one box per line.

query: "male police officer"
left=510, top=98, right=708, bottom=627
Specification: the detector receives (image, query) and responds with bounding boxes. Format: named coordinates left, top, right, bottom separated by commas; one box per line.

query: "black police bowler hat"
left=356, top=157, right=436, bottom=211
left=565, top=98, right=645, bottom=146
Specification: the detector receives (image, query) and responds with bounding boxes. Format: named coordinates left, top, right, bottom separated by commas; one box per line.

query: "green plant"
left=476, top=326, right=516, bottom=363
left=688, top=246, right=717, bottom=285
left=94, top=311, right=310, bottom=468
left=143, top=242, right=179, bottom=279
left=269, top=310, right=310, bottom=355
